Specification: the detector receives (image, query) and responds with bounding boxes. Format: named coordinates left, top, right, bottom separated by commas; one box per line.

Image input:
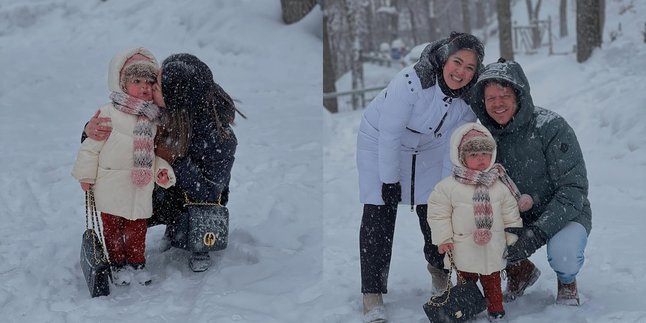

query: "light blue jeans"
left=546, top=221, right=588, bottom=284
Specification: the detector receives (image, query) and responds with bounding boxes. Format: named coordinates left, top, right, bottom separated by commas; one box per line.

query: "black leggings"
left=359, top=204, right=445, bottom=294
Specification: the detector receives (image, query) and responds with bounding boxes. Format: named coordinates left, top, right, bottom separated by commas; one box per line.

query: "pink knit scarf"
left=110, top=91, right=160, bottom=188
left=453, top=164, right=522, bottom=245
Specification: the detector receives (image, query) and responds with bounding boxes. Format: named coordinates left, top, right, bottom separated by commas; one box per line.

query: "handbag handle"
left=85, top=190, right=110, bottom=264
left=183, top=191, right=223, bottom=207
left=426, top=250, right=463, bottom=307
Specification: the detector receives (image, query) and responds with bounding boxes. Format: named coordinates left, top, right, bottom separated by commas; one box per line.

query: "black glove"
left=381, top=182, right=401, bottom=206
left=504, top=226, right=547, bottom=264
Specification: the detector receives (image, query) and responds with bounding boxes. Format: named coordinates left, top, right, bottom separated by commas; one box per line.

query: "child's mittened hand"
left=157, top=169, right=169, bottom=185
left=80, top=182, right=92, bottom=191
left=438, top=243, right=453, bottom=254
left=518, top=194, right=534, bottom=212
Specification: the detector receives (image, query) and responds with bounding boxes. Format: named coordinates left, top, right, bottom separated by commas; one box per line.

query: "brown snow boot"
left=503, top=259, right=541, bottom=303
left=556, top=279, right=580, bottom=306
left=427, top=263, right=451, bottom=295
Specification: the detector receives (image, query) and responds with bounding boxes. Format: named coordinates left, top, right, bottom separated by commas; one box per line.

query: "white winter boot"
left=131, top=264, right=152, bottom=286
left=111, top=265, right=132, bottom=286
left=427, top=263, right=451, bottom=294
left=362, top=293, right=387, bottom=323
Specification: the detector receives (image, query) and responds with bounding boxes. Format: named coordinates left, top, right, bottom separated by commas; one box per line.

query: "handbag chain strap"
left=85, top=190, right=110, bottom=264
left=183, top=191, right=222, bottom=207
left=426, top=250, right=463, bottom=307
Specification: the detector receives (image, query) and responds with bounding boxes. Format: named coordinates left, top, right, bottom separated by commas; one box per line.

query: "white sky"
left=1, top=0, right=645, bottom=322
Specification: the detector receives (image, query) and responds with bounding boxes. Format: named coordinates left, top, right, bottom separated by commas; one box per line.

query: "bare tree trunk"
left=408, top=6, right=419, bottom=45
left=461, top=0, right=471, bottom=33
left=576, top=0, right=603, bottom=62
left=497, top=0, right=514, bottom=60
left=364, top=1, right=376, bottom=52
left=525, top=0, right=533, bottom=23
left=475, top=0, right=486, bottom=29
left=598, top=0, right=605, bottom=45
left=429, top=0, right=440, bottom=41
left=345, top=0, right=365, bottom=110
left=525, top=0, right=542, bottom=48
left=559, top=0, right=568, bottom=37
left=390, top=0, right=400, bottom=43
left=280, top=0, right=317, bottom=24
left=323, top=12, right=338, bottom=113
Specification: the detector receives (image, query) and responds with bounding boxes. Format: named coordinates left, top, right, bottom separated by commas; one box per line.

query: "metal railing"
left=322, top=85, right=386, bottom=100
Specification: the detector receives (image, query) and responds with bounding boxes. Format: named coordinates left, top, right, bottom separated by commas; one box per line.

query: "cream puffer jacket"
left=427, top=123, right=522, bottom=275
left=72, top=47, right=176, bottom=220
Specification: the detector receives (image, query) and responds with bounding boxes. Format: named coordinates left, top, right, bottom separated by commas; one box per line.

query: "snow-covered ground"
left=325, top=0, right=646, bottom=322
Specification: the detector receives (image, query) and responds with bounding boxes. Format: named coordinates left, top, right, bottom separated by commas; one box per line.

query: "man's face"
left=483, top=83, right=518, bottom=126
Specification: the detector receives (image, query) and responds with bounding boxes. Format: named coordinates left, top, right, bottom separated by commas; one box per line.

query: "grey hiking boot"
left=189, top=252, right=211, bottom=272
left=503, top=259, right=541, bottom=303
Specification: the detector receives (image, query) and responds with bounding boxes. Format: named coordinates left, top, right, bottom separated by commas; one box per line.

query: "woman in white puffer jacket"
left=356, top=32, right=485, bottom=322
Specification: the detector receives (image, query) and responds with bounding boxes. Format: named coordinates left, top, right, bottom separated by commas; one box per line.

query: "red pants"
left=458, top=270, right=503, bottom=313
left=101, top=213, right=147, bottom=266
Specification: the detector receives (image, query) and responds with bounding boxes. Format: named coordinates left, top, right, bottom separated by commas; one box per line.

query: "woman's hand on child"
left=85, top=110, right=113, bottom=141
left=157, top=169, right=169, bottom=185
left=438, top=243, right=453, bottom=254
left=80, top=182, right=92, bottom=192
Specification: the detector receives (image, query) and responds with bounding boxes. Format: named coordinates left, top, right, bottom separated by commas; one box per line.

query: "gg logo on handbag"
left=173, top=191, right=229, bottom=252
left=203, top=232, right=217, bottom=246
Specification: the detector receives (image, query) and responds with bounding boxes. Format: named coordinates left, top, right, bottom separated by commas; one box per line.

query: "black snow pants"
left=359, top=204, right=445, bottom=294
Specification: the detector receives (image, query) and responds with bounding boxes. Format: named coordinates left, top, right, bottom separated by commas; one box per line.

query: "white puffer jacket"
left=356, top=65, right=477, bottom=206
left=72, top=47, right=176, bottom=220
left=427, top=123, right=522, bottom=275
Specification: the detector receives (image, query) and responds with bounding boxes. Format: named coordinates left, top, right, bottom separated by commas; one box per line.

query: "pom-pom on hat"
left=458, top=129, right=496, bottom=165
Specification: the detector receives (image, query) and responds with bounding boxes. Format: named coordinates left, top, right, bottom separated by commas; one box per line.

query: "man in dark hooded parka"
left=468, top=58, right=591, bottom=306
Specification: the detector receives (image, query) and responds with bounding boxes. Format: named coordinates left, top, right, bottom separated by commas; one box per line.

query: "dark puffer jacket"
left=150, top=54, right=237, bottom=226
left=468, top=60, right=591, bottom=238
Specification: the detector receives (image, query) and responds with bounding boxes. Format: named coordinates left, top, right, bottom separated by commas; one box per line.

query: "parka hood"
left=449, top=122, right=497, bottom=171
left=469, top=58, right=535, bottom=135
left=107, top=47, right=158, bottom=93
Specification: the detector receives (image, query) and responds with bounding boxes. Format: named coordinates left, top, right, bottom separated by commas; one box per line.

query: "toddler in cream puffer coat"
left=427, top=122, right=531, bottom=321
left=72, top=47, right=176, bottom=287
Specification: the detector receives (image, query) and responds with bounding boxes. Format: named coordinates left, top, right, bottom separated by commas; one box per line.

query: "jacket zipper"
left=411, top=152, right=417, bottom=211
